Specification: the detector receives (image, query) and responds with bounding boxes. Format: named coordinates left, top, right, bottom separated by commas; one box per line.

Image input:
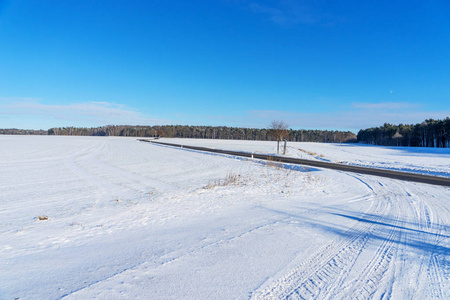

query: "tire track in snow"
left=252, top=175, right=450, bottom=299
left=251, top=175, right=383, bottom=299
left=330, top=191, right=402, bottom=299
left=290, top=201, right=397, bottom=300
left=407, top=186, right=448, bottom=299
left=61, top=216, right=293, bottom=299
left=63, top=139, right=233, bottom=202
left=331, top=180, right=437, bottom=299
left=62, top=191, right=371, bottom=299
left=386, top=183, right=449, bottom=299
left=252, top=177, right=401, bottom=299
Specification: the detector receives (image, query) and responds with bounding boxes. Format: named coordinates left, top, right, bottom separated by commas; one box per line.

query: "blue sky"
left=1, top=0, right=449, bottom=132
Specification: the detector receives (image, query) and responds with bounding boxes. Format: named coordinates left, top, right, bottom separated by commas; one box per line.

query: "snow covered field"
left=1, top=135, right=449, bottom=299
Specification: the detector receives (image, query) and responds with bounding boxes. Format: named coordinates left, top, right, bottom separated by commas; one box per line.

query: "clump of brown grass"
left=205, top=173, right=240, bottom=189
left=298, top=148, right=317, bottom=156
left=298, top=148, right=327, bottom=159
left=37, top=215, right=49, bottom=221
left=266, top=156, right=283, bottom=169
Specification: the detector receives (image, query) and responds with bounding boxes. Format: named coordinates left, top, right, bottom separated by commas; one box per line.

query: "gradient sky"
left=1, top=0, right=449, bottom=132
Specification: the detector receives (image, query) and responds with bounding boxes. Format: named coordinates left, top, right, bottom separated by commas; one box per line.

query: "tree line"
left=1, top=125, right=357, bottom=143
left=357, top=118, right=450, bottom=148
left=0, top=128, right=47, bottom=135
left=4, top=118, right=449, bottom=147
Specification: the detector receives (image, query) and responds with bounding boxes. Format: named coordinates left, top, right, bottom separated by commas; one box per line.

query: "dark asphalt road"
left=139, top=139, right=450, bottom=187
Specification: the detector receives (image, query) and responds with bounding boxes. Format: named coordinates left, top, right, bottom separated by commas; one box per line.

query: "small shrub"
left=205, top=173, right=240, bottom=189
left=266, top=156, right=283, bottom=169
left=298, top=148, right=317, bottom=156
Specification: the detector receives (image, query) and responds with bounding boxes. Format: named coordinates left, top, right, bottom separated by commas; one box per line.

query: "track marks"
left=252, top=178, right=383, bottom=299
left=252, top=175, right=449, bottom=299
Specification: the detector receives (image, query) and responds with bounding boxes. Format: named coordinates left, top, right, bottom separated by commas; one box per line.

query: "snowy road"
left=146, top=139, right=450, bottom=187
left=164, top=138, right=450, bottom=178
left=0, top=136, right=448, bottom=299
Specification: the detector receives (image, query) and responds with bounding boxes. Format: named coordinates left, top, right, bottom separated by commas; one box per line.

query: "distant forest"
left=0, top=128, right=47, bottom=135
left=357, top=118, right=450, bottom=148
left=1, top=125, right=357, bottom=143
left=3, top=118, right=449, bottom=147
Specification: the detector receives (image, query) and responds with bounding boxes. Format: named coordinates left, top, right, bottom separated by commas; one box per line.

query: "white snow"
left=0, top=135, right=449, bottom=299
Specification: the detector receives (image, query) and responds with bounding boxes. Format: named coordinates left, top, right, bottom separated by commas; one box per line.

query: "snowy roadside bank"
left=163, top=138, right=450, bottom=178
left=144, top=139, right=450, bottom=186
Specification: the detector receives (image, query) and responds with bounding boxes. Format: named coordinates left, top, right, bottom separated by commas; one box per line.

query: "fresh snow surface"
left=0, top=135, right=449, bottom=299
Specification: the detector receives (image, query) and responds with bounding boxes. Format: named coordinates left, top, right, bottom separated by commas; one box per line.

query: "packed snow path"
left=0, top=136, right=448, bottom=299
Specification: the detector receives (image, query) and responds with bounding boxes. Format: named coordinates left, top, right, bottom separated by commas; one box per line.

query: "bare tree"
left=269, top=120, right=289, bottom=154
left=155, top=128, right=165, bottom=138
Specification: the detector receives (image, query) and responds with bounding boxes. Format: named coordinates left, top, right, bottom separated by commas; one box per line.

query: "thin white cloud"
left=248, top=2, right=315, bottom=25
left=235, top=0, right=339, bottom=26
left=0, top=99, right=170, bottom=129
left=247, top=102, right=450, bottom=132
left=352, top=102, right=419, bottom=110
left=0, top=97, right=42, bottom=102
left=3, top=98, right=448, bottom=132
